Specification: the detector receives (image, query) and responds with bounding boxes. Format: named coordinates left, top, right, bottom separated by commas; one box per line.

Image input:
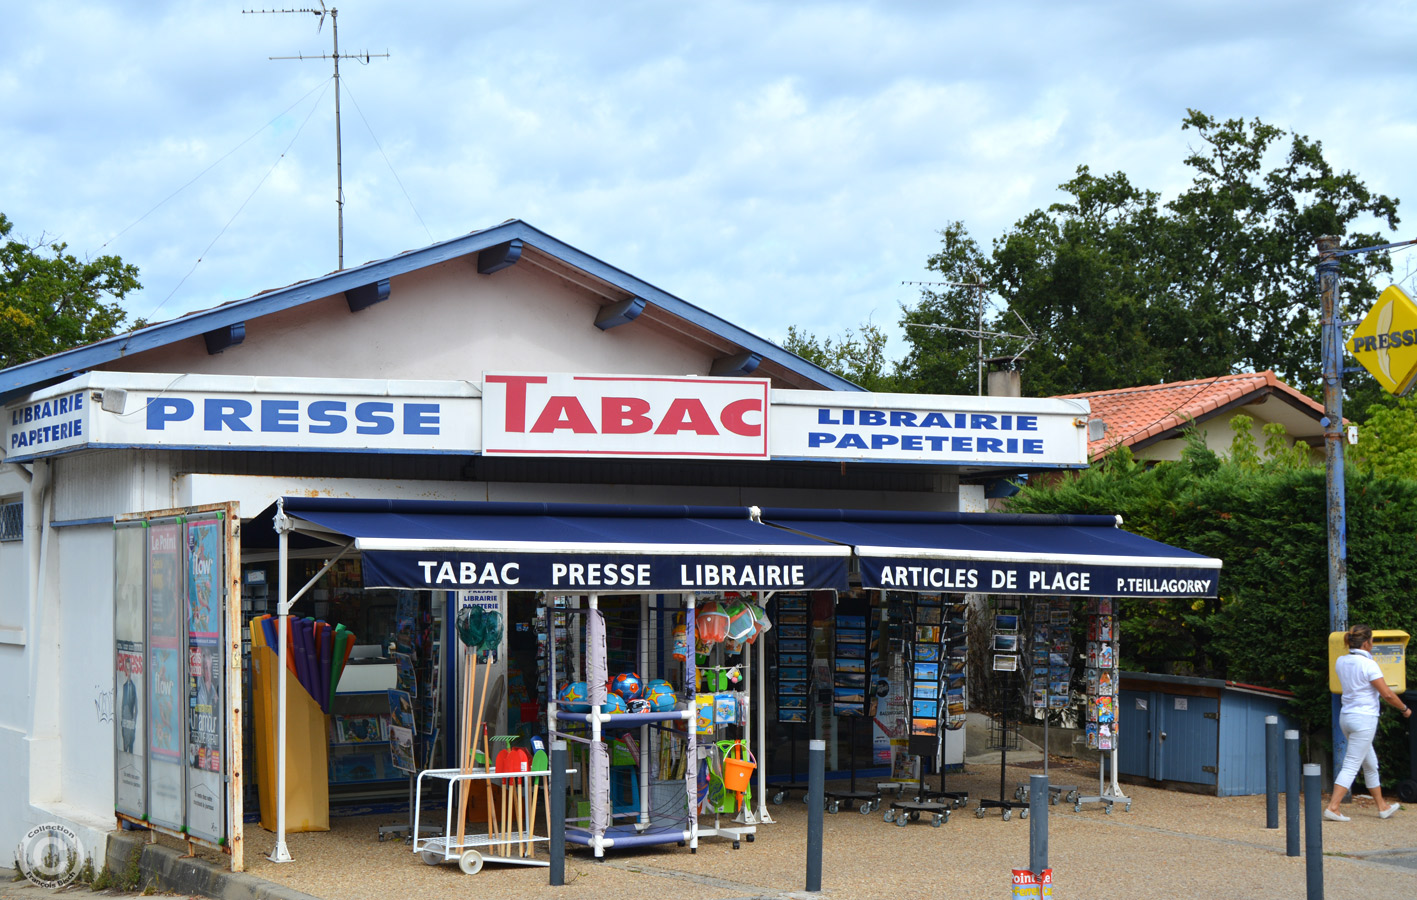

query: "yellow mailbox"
left=1329, top=630, right=1409, bottom=694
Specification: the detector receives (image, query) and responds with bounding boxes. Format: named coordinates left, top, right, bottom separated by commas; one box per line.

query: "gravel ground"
left=186, top=759, right=1417, bottom=899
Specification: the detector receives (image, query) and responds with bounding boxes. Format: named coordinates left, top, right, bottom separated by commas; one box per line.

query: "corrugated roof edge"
left=0, top=219, right=862, bottom=401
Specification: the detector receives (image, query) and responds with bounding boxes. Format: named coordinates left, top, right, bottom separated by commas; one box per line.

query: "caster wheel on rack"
left=1050, top=794, right=1059, bottom=805
left=378, top=834, right=386, bottom=843
left=944, top=809, right=952, bottom=824
left=1020, top=808, right=1029, bottom=820
left=458, top=850, right=484, bottom=876
left=931, top=814, right=944, bottom=828
left=419, top=849, right=443, bottom=866
left=746, top=834, right=754, bottom=842
left=772, top=792, right=785, bottom=806
left=883, top=809, right=896, bottom=823
left=1069, top=790, right=1080, bottom=804
left=733, top=841, right=740, bottom=850
left=913, top=811, right=923, bottom=822
left=1003, top=809, right=1012, bottom=822
left=1074, top=803, right=1082, bottom=813
left=1125, top=802, right=1132, bottom=813
left=1105, top=804, right=1114, bottom=815
left=895, top=814, right=908, bottom=828
left=859, top=802, right=872, bottom=815
left=829, top=801, right=840, bottom=814
left=975, top=807, right=986, bottom=819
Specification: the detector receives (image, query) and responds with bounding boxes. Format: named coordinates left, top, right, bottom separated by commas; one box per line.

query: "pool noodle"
left=292, top=619, right=313, bottom=702
left=300, top=618, right=319, bottom=703
left=330, top=627, right=352, bottom=709
left=318, top=624, right=334, bottom=713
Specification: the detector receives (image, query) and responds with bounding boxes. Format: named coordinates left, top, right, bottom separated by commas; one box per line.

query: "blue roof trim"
left=0, top=220, right=861, bottom=401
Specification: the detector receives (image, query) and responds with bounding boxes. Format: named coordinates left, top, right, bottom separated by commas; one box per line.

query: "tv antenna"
left=902, top=275, right=1037, bottom=396
left=243, top=3, right=389, bottom=270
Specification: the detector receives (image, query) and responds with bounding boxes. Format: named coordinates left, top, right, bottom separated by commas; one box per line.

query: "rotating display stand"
left=823, top=593, right=881, bottom=815
left=977, top=600, right=1027, bottom=821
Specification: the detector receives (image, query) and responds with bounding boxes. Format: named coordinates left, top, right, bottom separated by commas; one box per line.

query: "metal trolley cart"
left=413, top=766, right=561, bottom=876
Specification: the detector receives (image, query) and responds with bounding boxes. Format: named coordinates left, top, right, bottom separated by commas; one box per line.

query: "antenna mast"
left=902, top=276, right=1037, bottom=396
left=243, top=4, right=388, bottom=270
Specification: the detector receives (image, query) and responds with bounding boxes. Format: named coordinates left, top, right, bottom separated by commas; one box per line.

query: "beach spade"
left=528, top=747, right=549, bottom=848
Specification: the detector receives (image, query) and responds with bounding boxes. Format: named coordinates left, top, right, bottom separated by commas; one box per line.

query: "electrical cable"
left=100, top=79, right=331, bottom=253
left=129, top=77, right=332, bottom=338
left=340, top=76, right=434, bottom=243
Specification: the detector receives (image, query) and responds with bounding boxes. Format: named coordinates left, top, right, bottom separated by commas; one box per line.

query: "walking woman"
left=1324, top=624, right=1412, bottom=821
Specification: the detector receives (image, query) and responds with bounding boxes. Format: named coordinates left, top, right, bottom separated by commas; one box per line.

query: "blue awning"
left=276, top=498, right=850, bottom=592
left=759, top=508, right=1221, bottom=598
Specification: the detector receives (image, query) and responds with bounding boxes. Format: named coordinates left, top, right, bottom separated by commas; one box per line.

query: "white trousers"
left=1335, top=711, right=1380, bottom=790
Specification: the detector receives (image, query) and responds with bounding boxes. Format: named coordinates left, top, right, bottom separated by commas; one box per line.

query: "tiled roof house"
left=1057, top=372, right=1327, bottom=462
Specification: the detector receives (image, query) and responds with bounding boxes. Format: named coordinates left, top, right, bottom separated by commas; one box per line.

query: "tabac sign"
left=1350, top=285, right=1417, bottom=395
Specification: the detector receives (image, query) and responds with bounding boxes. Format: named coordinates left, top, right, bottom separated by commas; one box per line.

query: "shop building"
left=0, top=220, right=1217, bottom=869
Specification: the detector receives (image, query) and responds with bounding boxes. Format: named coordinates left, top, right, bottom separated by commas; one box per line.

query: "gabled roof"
left=1056, top=372, right=1326, bottom=458
left=0, top=219, right=861, bottom=402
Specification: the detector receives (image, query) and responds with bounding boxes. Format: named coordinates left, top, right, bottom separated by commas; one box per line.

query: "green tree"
left=1354, top=397, right=1417, bottom=479
left=902, top=110, right=1400, bottom=398
left=1007, top=424, right=1417, bottom=770
left=783, top=320, right=900, bottom=392
left=0, top=213, right=143, bottom=370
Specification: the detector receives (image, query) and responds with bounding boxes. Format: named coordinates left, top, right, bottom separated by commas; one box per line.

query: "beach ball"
left=601, top=693, right=628, bottom=714
left=611, top=671, right=644, bottom=701
left=749, top=603, right=772, bottom=637
left=645, top=679, right=676, bottom=711
left=557, top=681, right=590, bottom=712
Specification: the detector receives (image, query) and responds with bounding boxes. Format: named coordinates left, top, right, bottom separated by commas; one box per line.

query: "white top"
left=1336, top=649, right=1385, bottom=717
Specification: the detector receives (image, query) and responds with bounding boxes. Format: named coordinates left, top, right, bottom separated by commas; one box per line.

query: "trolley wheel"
left=975, top=807, right=986, bottom=819
left=733, top=841, right=740, bottom=850
left=1073, top=803, right=1082, bottom=813
left=859, top=802, right=872, bottom=815
left=1105, top=804, right=1114, bottom=815
left=1003, top=809, right=1012, bottom=822
left=883, top=809, right=896, bottom=823
left=419, top=849, right=443, bottom=866
left=1050, top=793, right=1058, bottom=805
left=828, top=801, right=840, bottom=814
left=746, top=833, right=754, bottom=843
left=943, top=809, right=952, bottom=824
left=1020, top=807, right=1029, bottom=820
left=378, top=833, right=386, bottom=843
left=895, top=814, right=908, bottom=827
left=1124, top=802, right=1132, bottom=813
left=1068, top=790, right=1080, bottom=803
left=931, top=814, right=944, bottom=828
left=458, top=850, right=484, bottom=876
left=772, top=792, right=785, bottom=806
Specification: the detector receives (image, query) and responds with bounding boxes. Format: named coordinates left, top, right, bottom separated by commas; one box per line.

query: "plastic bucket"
left=722, top=756, right=756, bottom=793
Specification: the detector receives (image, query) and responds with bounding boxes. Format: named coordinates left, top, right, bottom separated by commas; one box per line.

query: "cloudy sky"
left=4, top=1, right=1415, bottom=362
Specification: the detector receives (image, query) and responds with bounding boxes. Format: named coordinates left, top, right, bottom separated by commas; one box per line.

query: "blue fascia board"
left=0, top=220, right=862, bottom=401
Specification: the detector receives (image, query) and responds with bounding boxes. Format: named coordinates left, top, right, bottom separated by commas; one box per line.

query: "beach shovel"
left=494, top=748, right=520, bottom=855
left=453, top=605, right=488, bottom=848
left=528, top=746, right=548, bottom=853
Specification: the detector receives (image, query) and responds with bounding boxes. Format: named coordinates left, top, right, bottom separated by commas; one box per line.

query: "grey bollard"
left=1285, top=729, right=1301, bottom=858
left=1029, top=773, right=1049, bottom=876
left=1265, top=716, right=1279, bottom=829
left=549, top=740, right=567, bottom=886
left=806, top=739, right=825, bottom=893
left=1303, top=763, right=1323, bottom=900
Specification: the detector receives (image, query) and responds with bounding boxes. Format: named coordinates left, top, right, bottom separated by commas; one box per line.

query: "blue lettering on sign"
left=9, top=391, right=87, bottom=451
left=140, top=395, right=443, bottom=438
left=805, top=406, right=1050, bottom=457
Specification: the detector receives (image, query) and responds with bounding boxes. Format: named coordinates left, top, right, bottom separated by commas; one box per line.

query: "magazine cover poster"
left=114, top=524, right=147, bottom=818
left=146, top=521, right=184, bottom=829
left=184, top=518, right=225, bottom=843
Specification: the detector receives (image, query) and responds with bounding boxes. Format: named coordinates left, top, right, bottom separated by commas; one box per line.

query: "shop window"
left=0, top=500, right=21, bottom=542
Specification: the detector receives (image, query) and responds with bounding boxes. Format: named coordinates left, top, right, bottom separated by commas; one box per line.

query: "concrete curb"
left=105, top=832, right=323, bottom=900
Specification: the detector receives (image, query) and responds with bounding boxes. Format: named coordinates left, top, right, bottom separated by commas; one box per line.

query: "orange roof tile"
left=1056, top=372, right=1325, bottom=458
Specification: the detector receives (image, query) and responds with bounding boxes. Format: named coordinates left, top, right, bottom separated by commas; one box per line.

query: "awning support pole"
left=756, top=592, right=773, bottom=823
left=269, top=499, right=293, bottom=863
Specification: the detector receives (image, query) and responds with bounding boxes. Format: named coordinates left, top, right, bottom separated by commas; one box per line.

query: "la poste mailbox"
left=1329, top=630, right=1409, bottom=694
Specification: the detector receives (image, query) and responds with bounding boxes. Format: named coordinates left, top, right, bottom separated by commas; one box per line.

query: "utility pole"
left=1317, top=235, right=1348, bottom=773
left=244, top=4, right=388, bottom=270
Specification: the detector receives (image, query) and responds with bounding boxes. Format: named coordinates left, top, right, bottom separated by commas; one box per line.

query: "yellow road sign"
left=1349, top=285, right=1417, bottom=395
